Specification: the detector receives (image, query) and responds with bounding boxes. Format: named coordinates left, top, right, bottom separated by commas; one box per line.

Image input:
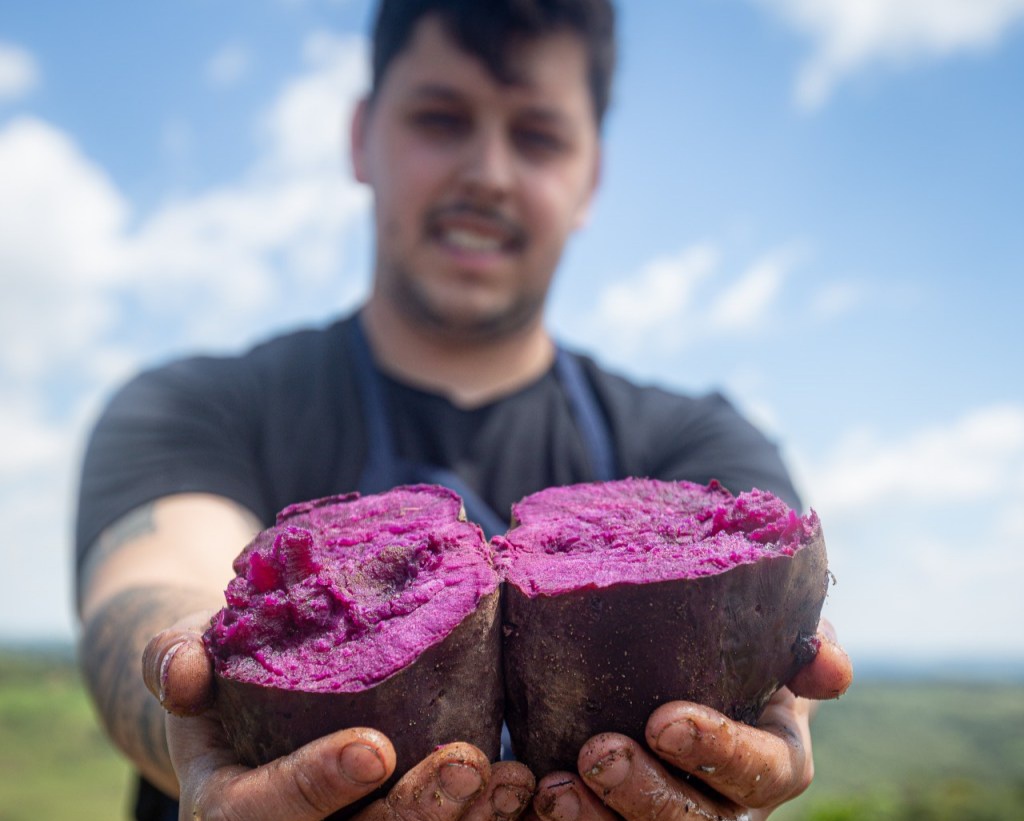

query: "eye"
left=514, top=126, right=568, bottom=159
left=409, top=109, right=469, bottom=138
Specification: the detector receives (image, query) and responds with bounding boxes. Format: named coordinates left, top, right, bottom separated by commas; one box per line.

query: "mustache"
left=425, top=201, right=526, bottom=246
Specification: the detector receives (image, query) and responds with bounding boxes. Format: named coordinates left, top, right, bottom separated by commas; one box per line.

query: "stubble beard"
left=386, top=261, right=548, bottom=344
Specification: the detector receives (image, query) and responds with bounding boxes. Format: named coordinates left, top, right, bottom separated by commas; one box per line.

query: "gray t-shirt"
left=76, top=313, right=799, bottom=568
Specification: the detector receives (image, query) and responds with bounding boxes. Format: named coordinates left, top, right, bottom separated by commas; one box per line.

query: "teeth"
left=445, top=229, right=503, bottom=252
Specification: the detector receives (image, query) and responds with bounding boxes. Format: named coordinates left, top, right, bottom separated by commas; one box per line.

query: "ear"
left=350, top=97, right=371, bottom=183
left=571, top=142, right=602, bottom=230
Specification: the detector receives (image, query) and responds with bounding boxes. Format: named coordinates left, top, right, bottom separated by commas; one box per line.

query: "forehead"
left=377, top=16, right=595, bottom=120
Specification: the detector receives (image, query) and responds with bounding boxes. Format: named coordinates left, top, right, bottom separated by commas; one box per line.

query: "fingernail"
left=439, top=762, right=484, bottom=802
left=537, top=783, right=580, bottom=821
left=491, top=785, right=530, bottom=818
left=340, top=743, right=388, bottom=785
left=158, top=640, right=187, bottom=704
left=653, top=718, right=699, bottom=756
left=585, top=749, right=630, bottom=789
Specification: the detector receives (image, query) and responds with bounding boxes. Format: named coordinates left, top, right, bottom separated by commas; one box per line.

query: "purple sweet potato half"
left=496, top=478, right=829, bottom=774
left=204, top=485, right=503, bottom=799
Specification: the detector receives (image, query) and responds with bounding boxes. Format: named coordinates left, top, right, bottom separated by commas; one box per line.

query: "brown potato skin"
left=214, top=590, right=503, bottom=817
left=501, top=533, right=829, bottom=775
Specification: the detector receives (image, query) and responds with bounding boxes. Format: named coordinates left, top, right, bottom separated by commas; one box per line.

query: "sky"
left=1, top=0, right=1022, bottom=665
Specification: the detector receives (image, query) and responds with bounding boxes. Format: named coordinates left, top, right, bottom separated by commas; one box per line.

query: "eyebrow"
left=406, top=83, right=572, bottom=128
left=406, top=83, right=468, bottom=104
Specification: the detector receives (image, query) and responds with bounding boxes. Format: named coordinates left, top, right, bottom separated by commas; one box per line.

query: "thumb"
left=142, top=614, right=217, bottom=716
left=787, top=619, right=853, bottom=701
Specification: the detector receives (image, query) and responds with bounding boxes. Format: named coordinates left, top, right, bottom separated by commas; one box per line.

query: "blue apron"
left=349, top=314, right=617, bottom=538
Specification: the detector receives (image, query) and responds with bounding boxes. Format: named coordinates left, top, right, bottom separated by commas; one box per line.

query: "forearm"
left=79, top=583, right=221, bottom=797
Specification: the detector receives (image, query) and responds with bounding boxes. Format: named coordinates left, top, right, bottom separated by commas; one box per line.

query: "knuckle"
left=742, top=765, right=784, bottom=808
left=793, top=756, right=815, bottom=798
left=647, top=786, right=694, bottom=821
left=739, top=754, right=803, bottom=809
left=189, top=790, right=234, bottom=821
left=292, top=763, right=340, bottom=816
left=682, top=715, right=732, bottom=765
left=648, top=792, right=678, bottom=821
left=386, top=787, right=440, bottom=821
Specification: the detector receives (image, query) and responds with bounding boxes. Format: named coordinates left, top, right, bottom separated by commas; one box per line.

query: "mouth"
left=442, top=228, right=506, bottom=253
left=427, top=203, right=525, bottom=257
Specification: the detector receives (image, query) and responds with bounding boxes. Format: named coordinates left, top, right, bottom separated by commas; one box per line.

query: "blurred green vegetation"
left=0, top=647, right=132, bottom=821
left=776, top=679, right=1024, bottom=820
left=1, top=647, right=1022, bottom=820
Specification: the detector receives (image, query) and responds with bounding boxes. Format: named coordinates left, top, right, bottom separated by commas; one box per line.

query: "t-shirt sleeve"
left=74, top=356, right=269, bottom=572
left=648, top=391, right=802, bottom=511
left=585, top=361, right=802, bottom=511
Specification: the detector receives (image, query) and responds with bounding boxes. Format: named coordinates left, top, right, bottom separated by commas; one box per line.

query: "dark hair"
left=370, top=0, right=616, bottom=126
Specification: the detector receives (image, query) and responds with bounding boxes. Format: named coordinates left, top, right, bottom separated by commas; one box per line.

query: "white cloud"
left=706, top=246, right=799, bottom=332
left=590, top=245, right=718, bottom=354
left=258, top=32, right=368, bottom=176
left=578, top=242, right=801, bottom=360
left=206, top=43, right=251, bottom=89
left=0, top=31, right=372, bottom=640
left=0, top=117, right=129, bottom=286
left=0, top=399, right=67, bottom=480
left=0, top=392, right=83, bottom=639
left=753, top=0, right=1024, bottom=108
left=792, top=403, right=1024, bottom=657
left=809, top=280, right=866, bottom=320
left=0, top=41, right=39, bottom=102
left=0, top=117, right=131, bottom=382
left=800, top=404, right=1024, bottom=515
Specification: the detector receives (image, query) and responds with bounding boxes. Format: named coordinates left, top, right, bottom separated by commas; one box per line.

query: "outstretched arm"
left=78, top=491, right=538, bottom=821
left=77, top=493, right=261, bottom=796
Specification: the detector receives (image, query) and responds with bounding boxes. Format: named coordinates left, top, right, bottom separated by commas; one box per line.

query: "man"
left=76, top=2, right=852, bottom=820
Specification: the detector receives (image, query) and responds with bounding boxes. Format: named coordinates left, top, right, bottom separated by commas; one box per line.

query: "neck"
left=359, top=299, right=555, bottom=408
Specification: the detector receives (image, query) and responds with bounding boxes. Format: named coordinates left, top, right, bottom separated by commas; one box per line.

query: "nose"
left=459, top=124, right=514, bottom=200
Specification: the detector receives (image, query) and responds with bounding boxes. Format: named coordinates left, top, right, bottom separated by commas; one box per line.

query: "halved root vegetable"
left=204, top=485, right=503, bottom=809
left=496, top=478, right=829, bottom=775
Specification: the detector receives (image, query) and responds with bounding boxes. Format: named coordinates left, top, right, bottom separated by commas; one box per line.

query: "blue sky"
left=1, top=0, right=1022, bottom=663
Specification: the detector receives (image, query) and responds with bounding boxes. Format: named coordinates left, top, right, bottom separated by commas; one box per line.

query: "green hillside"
left=777, top=679, right=1024, bottom=820
left=0, top=648, right=133, bottom=821
left=1, top=648, right=1022, bottom=820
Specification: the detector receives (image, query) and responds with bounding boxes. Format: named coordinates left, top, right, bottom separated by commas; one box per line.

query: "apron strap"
left=554, top=348, right=617, bottom=482
left=348, top=313, right=401, bottom=496
left=348, top=314, right=618, bottom=532
left=414, top=464, right=509, bottom=540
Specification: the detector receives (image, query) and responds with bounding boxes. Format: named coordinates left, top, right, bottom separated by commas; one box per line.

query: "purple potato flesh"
left=203, top=485, right=503, bottom=803
left=496, top=478, right=829, bottom=774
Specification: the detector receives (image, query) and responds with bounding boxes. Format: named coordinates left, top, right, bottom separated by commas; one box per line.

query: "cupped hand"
left=142, top=619, right=536, bottom=821
left=531, top=622, right=852, bottom=821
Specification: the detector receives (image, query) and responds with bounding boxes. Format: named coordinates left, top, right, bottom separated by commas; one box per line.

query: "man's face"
left=353, top=17, right=601, bottom=341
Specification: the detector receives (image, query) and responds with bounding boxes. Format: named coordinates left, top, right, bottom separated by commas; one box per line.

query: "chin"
left=397, top=281, right=543, bottom=342
left=424, top=306, right=532, bottom=342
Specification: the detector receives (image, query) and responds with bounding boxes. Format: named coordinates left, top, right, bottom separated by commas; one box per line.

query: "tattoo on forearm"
left=80, top=586, right=187, bottom=781
left=78, top=503, right=158, bottom=599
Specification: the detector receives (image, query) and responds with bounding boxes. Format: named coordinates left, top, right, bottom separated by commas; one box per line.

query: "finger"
left=787, top=622, right=853, bottom=700
left=358, top=742, right=490, bottom=821
left=461, top=761, right=536, bottom=821
left=142, top=620, right=216, bottom=716
left=533, top=772, right=618, bottom=821
left=646, top=699, right=811, bottom=809
left=578, top=734, right=742, bottom=821
left=187, top=727, right=396, bottom=821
